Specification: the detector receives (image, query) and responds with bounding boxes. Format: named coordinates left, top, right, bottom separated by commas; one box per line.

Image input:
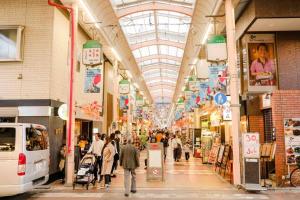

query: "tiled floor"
left=2, top=148, right=300, bottom=199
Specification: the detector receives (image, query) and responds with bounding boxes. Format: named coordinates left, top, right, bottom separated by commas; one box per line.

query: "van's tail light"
left=17, top=153, right=26, bottom=176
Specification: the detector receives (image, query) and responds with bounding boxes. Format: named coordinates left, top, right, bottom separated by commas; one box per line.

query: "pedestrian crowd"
left=59, top=129, right=191, bottom=197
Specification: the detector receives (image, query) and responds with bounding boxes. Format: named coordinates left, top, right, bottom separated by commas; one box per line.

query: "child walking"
left=183, top=142, right=190, bottom=161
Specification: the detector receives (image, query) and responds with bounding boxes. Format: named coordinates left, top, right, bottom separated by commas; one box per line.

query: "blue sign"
left=214, top=92, right=227, bottom=105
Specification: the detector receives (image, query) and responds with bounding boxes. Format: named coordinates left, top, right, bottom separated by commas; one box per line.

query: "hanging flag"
left=84, top=67, right=103, bottom=93
left=120, top=95, right=129, bottom=110
left=208, top=65, right=227, bottom=94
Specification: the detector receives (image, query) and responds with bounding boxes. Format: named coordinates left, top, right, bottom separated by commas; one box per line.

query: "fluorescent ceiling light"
left=111, top=47, right=122, bottom=61
left=126, top=70, right=133, bottom=79
left=201, top=23, right=213, bottom=45
left=133, top=83, right=139, bottom=89
left=193, top=58, right=198, bottom=65
left=78, top=0, right=100, bottom=29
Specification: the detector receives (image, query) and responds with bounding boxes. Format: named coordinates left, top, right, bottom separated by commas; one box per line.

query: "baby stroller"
left=73, top=153, right=96, bottom=190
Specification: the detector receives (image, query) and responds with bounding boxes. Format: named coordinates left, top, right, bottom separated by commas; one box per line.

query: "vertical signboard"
left=242, top=132, right=262, bottom=191
left=147, top=143, right=164, bottom=181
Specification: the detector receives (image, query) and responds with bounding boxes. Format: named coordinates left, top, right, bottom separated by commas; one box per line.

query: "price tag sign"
left=243, top=133, right=260, bottom=158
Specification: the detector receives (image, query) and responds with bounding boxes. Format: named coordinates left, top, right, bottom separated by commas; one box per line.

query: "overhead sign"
left=206, top=35, right=227, bottom=61
left=119, top=79, right=130, bottom=94
left=223, top=102, right=232, bottom=121
left=82, top=40, right=102, bottom=66
left=214, top=92, right=227, bottom=105
left=58, top=104, right=68, bottom=120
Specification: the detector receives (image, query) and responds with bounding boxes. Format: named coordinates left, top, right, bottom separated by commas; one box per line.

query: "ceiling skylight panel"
left=132, top=50, right=141, bottom=58
left=169, top=46, right=177, bottom=57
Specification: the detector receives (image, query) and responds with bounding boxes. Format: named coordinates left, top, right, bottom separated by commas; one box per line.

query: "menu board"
left=284, top=118, right=300, bottom=165
left=217, top=145, right=225, bottom=164
left=208, top=143, right=221, bottom=164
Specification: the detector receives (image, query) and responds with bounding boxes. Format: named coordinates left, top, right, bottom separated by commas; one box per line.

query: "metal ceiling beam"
left=127, top=30, right=185, bottom=42
left=141, top=64, right=180, bottom=72
left=115, top=0, right=193, bottom=8
left=144, top=76, right=177, bottom=81
left=136, top=54, right=182, bottom=62
left=130, top=39, right=185, bottom=50
left=116, top=1, right=193, bottom=18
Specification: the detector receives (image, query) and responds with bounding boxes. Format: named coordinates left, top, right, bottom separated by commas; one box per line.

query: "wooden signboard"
left=208, top=143, right=221, bottom=164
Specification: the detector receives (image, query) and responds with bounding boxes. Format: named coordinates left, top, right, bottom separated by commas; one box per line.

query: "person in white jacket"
left=171, top=135, right=182, bottom=162
left=88, top=133, right=104, bottom=182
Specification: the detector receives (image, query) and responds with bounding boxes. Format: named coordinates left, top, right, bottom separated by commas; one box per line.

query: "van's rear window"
left=0, top=128, right=15, bottom=152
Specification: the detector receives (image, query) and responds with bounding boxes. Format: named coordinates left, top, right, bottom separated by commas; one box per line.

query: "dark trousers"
left=111, top=158, right=118, bottom=174
left=173, top=149, right=178, bottom=161
left=104, top=174, right=111, bottom=185
left=94, top=156, right=102, bottom=180
left=185, top=152, right=190, bottom=161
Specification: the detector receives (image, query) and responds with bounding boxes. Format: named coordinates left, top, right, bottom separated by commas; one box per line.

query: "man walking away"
left=160, top=134, right=169, bottom=161
left=88, top=133, right=104, bottom=182
left=120, top=136, right=140, bottom=197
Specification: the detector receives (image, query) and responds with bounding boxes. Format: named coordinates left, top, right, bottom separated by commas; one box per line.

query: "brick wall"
left=277, top=32, right=300, bottom=90
left=272, top=90, right=300, bottom=185
left=248, top=115, right=265, bottom=143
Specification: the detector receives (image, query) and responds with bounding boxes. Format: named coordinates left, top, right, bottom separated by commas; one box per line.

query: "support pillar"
left=225, top=0, right=241, bottom=186
left=65, top=2, right=78, bottom=186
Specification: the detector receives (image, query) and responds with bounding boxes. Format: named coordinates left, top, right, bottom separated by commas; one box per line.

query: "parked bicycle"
left=290, top=158, right=300, bottom=187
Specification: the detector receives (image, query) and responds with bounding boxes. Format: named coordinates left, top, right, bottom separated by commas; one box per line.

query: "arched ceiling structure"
left=110, top=0, right=196, bottom=104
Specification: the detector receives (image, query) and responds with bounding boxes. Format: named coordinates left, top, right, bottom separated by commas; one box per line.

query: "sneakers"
left=105, top=184, right=109, bottom=192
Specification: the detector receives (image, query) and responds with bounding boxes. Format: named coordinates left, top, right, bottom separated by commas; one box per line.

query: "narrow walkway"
left=3, top=148, right=299, bottom=199
left=110, top=147, right=233, bottom=190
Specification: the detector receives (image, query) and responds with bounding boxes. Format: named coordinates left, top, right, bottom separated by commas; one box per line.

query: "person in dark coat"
left=120, top=136, right=140, bottom=197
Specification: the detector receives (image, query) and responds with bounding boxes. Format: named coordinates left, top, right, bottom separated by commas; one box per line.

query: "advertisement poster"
left=84, top=67, right=103, bottom=93
left=245, top=34, right=277, bottom=92
left=120, top=95, right=129, bottom=110
left=198, top=82, right=210, bottom=103
left=208, top=65, right=227, bottom=94
left=284, top=118, right=300, bottom=165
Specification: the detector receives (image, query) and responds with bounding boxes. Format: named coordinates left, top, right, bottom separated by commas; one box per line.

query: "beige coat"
left=101, top=142, right=115, bottom=175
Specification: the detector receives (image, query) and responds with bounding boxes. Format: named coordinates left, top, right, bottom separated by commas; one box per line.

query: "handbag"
left=114, top=153, right=119, bottom=161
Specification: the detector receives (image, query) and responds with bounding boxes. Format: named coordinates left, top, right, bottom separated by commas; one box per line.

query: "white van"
left=0, top=123, right=49, bottom=197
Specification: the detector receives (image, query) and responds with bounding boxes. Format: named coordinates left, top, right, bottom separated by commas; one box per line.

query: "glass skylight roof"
left=111, top=0, right=195, bottom=103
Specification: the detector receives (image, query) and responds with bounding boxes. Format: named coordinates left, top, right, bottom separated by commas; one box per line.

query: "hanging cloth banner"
left=208, top=65, right=227, bottom=94
left=82, top=40, right=102, bottom=66
left=119, top=79, right=130, bottom=94
left=84, top=67, right=103, bottom=93
left=198, top=82, right=210, bottom=104
left=120, top=95, right=129, bottom=110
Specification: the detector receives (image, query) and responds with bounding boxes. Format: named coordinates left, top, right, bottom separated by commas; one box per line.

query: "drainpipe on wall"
left=48, top=0, right=77, bottom=186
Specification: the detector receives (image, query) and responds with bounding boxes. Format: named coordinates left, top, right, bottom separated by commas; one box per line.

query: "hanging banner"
left=120, top=95, right=129, bottom=110
left=198, top=82, right=210, bottom=104
left=82, top=40, right=102, bottom=66
left=119, top=79, right=130, bottom=94
left=208, top=65, right=227, bottom=94
left=184, top=89, right=193, bottom=100
left=188, top=76, right=199, bottom=91
left=244, top=34, right=277, bottom=92
left=84, top=67, right=102, bottom=93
